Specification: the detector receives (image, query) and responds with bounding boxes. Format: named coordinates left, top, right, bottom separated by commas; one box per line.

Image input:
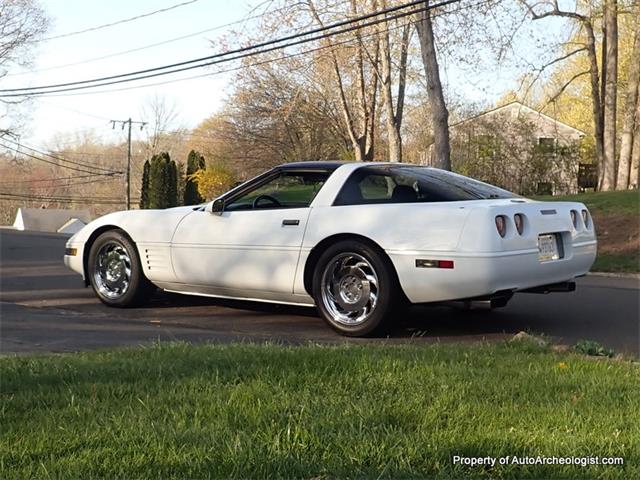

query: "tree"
left=0, top=0, right=49, bottom=135
left=139, top=159, right=150, bottom=209
left=167, top=159, right=178, bottom=208
left=184, top=150, right=205, bottom=205
left=631, top=96, right=640, bottom=187
left=601, top=0, right=619, bottom=191
left=416, top=0, right=451, bottom=170
left=139, top=94, right=181, bottom=158
left=188, top=162, right=235, bottom=201
left=307, top=0, right=379, bottom=162
left=518, top=1, right=638, bottom=191
left=147, top=152, right=178, bottom=209
left=377, top=6, right=410, bottom=162
left=617, top=23, right=639, bottom=189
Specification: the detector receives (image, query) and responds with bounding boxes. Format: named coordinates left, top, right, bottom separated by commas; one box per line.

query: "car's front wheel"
left=312, top=240, right=397, bottom=337
left=88, top=230, right=154, bottom=307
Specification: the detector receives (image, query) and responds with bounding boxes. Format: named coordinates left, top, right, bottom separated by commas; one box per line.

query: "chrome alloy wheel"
left=320, top=253, right=379, bottom=326
left=93, top=241, right=132, bottom=300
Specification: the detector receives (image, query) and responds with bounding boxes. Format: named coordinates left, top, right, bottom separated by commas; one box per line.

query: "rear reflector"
left=514, top=213, right=524, bottom=235
left=416, top=259, right=454, bottom=269
left=570, top=210, right=578, bottom=228
left=495, top=215, right=507, bottom=237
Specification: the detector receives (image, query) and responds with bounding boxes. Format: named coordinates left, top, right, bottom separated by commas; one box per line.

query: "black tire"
left=88, top=230, right=155, bottom=307
left=312, top=240, right=398, bottom=337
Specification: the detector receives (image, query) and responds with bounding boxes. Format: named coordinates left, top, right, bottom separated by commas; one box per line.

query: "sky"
left=8, top=0, right=259, bottom=147
left=4, top=0, right=569, bottom=149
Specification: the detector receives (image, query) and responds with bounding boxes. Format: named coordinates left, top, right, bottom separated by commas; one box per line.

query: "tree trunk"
left=601, top=0, right=618, bottom=191
left=630, top=92, right=640, bottom=188
left=575, top=21, right=604, bottom=191
left=378, top=18, right=409, bottom=162
left=307, top=0, right=371, bottom=162
left=617, top=26, right=640, bottom=190
left=380, top=27, right=400, bottom=162
left=416, top=0, right=451, bottom=170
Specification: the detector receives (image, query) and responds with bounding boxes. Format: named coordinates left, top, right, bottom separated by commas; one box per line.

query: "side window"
left=360, top=174, right=394, bottom=200
left=226, top=171, right=330, bottom=211
left=334, top=169, right=419, bottom=205
left=334, top=166, right=516, bottom=206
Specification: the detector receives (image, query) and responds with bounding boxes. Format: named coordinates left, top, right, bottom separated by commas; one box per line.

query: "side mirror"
left=207, top=198, right=225, bottom=215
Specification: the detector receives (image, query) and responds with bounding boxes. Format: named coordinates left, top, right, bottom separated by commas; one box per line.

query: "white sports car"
left=64, top=162, right=597, bottom=336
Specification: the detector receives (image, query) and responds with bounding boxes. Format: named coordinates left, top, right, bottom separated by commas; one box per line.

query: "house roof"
left=450, top=101, right=586, bottom=137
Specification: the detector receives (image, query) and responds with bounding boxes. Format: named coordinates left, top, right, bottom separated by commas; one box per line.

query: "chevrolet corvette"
left=64, top=162, right=597, bottom=336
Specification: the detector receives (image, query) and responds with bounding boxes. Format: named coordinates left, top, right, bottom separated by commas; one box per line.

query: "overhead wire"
left=0, top=137, right=123, bottom=174
left=36, top=0, right=201, bottom=43
left=0, top=173, right=110, bottom=185
left=0, top=141, right=122, bottom=176
left=0, top=0, right=462, bottom=97
left=0, top=192, right=123, bottom=205
left=5, top=0, right=345, bottom=77
left=29, top=0, right=486, bottom=99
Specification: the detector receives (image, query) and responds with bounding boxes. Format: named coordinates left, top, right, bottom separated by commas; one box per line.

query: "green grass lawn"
left=1, top=342, right=637, bottom=479
left=536, top=189, right=639, bottom=216
left=592, top=252, right=640, bottom=273
left=537, top=190, right=639, bottom=273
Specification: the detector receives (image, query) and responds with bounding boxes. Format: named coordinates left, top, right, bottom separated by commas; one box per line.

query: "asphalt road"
left=1, top=229, right=638, bottom=356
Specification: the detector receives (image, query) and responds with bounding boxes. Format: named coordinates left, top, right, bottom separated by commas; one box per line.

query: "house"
left=422, top=102, right=587, bottom=195
left=13, top=208, right=92, bottom=234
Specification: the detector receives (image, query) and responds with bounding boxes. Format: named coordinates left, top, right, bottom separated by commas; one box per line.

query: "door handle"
left=282, top=219, right=300, bottom=226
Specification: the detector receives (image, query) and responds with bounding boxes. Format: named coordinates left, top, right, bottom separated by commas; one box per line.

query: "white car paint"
left=64, top=162, right=597, bottom=306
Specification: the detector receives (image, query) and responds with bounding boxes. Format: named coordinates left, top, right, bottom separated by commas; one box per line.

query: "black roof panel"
left=278, top=161, right=347, bottom=171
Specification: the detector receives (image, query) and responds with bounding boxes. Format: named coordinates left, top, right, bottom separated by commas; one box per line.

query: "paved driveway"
left=1, top=229, right=638, bottom=355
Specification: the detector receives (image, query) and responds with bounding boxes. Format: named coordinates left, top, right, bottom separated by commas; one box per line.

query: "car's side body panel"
left=169, top=207, right=311, bottom=295
left=64, top=207, right=194, bottom=282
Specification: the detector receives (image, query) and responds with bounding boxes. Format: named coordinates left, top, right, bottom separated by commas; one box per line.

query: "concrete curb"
left=588, top=271, right=640, bottom=280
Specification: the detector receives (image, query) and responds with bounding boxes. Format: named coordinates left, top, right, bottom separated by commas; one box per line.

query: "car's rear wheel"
left=88, top=230, right=154, bottom=307
left=312, top=240, right=397, bottom=337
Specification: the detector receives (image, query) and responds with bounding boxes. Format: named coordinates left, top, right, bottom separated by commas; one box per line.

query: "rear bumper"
left=389, top=240, right=597, bottom=304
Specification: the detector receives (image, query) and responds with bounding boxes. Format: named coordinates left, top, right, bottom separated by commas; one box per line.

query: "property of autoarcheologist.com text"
left=452, top=455, right=624, bottom=468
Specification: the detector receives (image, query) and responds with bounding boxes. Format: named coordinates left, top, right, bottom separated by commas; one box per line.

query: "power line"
left=0, top=192, right=122, bottom=201
left=0, top=192, right=123, bottom=205
left=30, top=0, right=483, bottom=99
left=0, top=137, right=122, bottom=174
left=0, top=141, right=122, bottom=176
left=3, top=0, right=436, bottom=93
left=5, top=0, right=344, bottom=77
left=0, top=173, right=111, bottom=185
left=36, top=0, right=201, bottom=43
left=0, top=0, right=461, bottom=97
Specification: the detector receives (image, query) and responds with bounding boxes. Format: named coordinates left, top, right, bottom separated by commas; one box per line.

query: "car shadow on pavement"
left=149, top=291, right=520, bottom=339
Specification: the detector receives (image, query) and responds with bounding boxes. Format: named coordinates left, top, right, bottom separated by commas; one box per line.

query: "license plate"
left=538, top=234, right=560, bottom=262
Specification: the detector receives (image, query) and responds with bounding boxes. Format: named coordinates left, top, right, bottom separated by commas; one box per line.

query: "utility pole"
left=111, top=118, right=147, bottom=210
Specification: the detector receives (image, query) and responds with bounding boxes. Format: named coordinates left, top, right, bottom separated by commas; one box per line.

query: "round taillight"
left=582, top=209, right=590, bottom=228
left=495, top=215, right=507, bottom=237
left=514, top=213, right=524, bottom=235
left=570, top=210, right=578, bottom=228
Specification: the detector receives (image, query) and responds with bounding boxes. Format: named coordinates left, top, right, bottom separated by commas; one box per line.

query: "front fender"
left=64, top=207, right=195, bottom=282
